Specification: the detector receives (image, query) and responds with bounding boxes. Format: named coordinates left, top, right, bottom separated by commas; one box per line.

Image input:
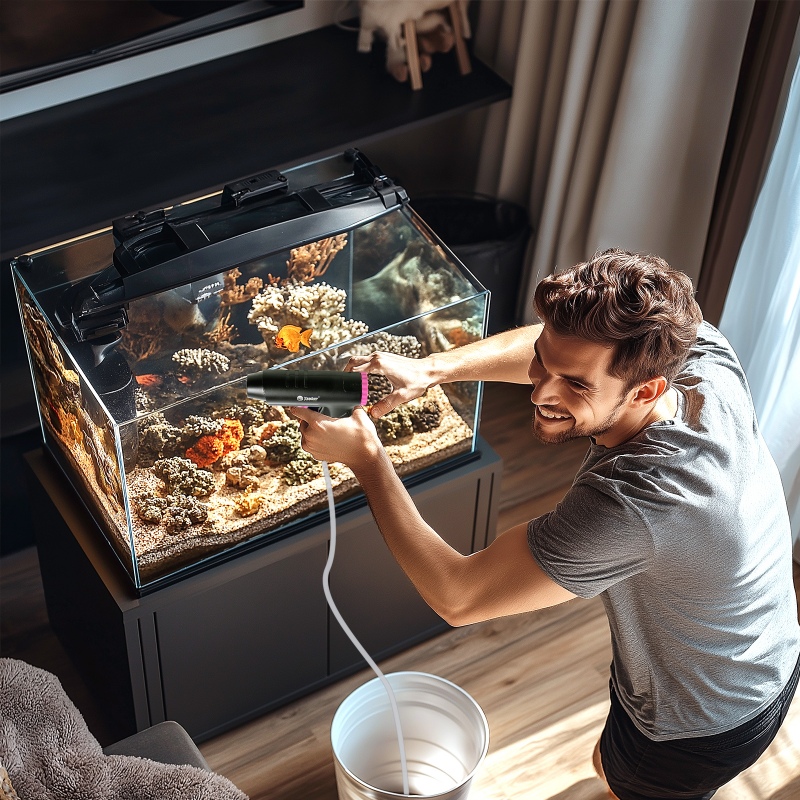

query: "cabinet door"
left=328, top=472, right=478, bottom=675
left=155, top=538, right=328, bottom=740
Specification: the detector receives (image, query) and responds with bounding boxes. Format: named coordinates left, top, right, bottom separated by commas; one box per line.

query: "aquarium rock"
left=261, top=421, right=303, bottom=464
left=213, top=401, right=282, bottom=431
left=153, top=457, right=216, bottom=497
left=350, top=331, right=422, bottom=360
left=138, top=413, right=186, bottom=467
left=234, top=490, right=265, bottom=517
left=182, top=415, right=224, bottom=439
left=374, top=405, right=416, bottom=442
left=283, top=452, right=322, bottom=485
left=373, top=395, right=443, bottom=443
left=409, top=396, right=443, bottom=432
left=185, top=418, right=244, bottom=468
left=225, top=465, right=260, bottom=490
left=136, top=494, right=209, bottom=534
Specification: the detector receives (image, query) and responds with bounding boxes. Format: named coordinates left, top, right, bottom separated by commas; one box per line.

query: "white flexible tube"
left=321, top=460, right=410, bottom=796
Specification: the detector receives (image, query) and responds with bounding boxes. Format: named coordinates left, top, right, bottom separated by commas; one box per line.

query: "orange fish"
left=275, top=325, right=313, bottom=352
left=178, top=376, right=192, bottom=384
left=135, top=374, right=162, bottom=386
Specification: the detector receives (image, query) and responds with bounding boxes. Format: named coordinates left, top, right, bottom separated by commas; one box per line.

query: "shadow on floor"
left=546, top=777, right=609, bottom=800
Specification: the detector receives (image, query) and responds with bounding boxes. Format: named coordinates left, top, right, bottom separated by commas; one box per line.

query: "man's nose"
left=531, top=374, right=558, bottom=404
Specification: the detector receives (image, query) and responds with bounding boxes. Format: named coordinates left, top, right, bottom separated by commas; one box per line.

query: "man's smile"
left=536, top=406, right=572, bottom=421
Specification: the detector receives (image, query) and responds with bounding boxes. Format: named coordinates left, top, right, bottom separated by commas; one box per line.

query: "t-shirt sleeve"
left=527, top=482, right=654, bottom=598
left=685, top=321, right=743, bottom=373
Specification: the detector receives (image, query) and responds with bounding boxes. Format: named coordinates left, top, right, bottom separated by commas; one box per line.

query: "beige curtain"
left=696, top=0, right=800, bottom=325
left=473, top=0, right=754, bottom=324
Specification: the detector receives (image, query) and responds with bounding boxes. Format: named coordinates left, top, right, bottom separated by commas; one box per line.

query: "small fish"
left=178, top=376, right=192, bottom=384
left=275, top=325, right=313, bottom=353
left=135, top=374, right=162, bottom=387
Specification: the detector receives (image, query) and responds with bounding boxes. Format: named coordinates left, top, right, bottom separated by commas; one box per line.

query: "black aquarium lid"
left=55, top=149, right=408, bottom=343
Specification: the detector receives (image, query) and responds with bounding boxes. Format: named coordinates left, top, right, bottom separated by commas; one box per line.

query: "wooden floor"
left=2, top=382, right=799, bottom=799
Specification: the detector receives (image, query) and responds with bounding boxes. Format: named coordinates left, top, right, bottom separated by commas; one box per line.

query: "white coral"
left=172, top=348, right=230, bottom=374
left=248, top=281, right=369, bottom=359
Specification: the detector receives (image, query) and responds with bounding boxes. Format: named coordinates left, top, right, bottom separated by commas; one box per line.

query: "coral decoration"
left=234, top=489, right=264, bottom=517
left=186, top=435, right=225, bottom=468
left=185, top=418, right=244, bottom=467
left=248, top=280, right=368, bottom=358
left=172, top=348, right=230, bottom=375
left=218, top=418, right=244, bottom=453
left=205, top=309, right=236, bottom=346
left=286, top=235, right=347, bottom=283
left=219, top=268, right=264, bottom=307
left=153, top=457, right=216, bottom=497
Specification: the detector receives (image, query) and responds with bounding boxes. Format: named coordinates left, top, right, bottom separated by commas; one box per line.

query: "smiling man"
left=291, top=249, right=800, bottom=800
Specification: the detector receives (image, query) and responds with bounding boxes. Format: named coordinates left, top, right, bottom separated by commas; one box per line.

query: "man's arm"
left=348, top=324, right=542, bottom=418
left=290, top=406, right=575, bottom=626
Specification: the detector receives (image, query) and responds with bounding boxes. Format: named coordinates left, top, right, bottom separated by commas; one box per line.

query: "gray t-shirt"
left=527, top=322, right=800, bottom=741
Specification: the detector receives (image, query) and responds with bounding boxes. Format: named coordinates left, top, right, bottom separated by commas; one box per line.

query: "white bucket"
left=331, top=671, right=489, bottom=800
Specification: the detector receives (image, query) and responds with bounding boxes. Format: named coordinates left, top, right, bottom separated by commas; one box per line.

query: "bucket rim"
left=331, top=670, right=490, bottom=799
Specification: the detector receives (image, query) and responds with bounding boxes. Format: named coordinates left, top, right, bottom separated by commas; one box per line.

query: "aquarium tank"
left=12, top=150, right=489, bottom=592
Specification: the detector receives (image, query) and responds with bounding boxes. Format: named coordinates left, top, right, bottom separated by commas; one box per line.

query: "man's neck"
left=596, top=387, right=678, bottom=448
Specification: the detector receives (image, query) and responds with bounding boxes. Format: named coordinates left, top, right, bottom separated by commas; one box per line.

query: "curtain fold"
left=697, top=0, right=800, bottom=326
left=474, top=0, right=753, bottom=324
left=719, top=51, right=800, bottom=552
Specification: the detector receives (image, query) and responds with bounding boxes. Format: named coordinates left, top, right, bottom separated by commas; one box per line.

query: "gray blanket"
left=0, top=659, right=248, bottom=800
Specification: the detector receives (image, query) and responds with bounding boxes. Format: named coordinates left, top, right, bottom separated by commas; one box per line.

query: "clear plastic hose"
left=321, top=460, right=410, bottom=796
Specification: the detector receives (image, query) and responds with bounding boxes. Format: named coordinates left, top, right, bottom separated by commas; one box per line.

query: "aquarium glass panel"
left=12, top=153, right=489, bottom=591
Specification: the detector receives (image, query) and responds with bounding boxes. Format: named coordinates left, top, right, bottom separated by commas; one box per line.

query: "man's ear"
left=629, top=376, right=668, bottom=407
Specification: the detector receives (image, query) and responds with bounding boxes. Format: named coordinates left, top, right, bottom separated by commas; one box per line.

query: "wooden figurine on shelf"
left=358, top=0, right=472, bottom=90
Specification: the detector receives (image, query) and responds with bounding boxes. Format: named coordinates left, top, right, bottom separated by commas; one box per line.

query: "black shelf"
left=0, top=22, right=510, bottom=258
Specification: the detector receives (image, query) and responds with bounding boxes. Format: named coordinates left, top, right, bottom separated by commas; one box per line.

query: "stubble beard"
left=531, top=398, right=626, bottom=445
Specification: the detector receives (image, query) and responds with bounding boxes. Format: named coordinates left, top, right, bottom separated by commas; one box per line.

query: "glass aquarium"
left=12, top=150, right=488, bottom=592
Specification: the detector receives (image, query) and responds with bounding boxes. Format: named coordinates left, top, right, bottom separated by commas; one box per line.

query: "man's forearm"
left=349, top=443, right=576, bottom=626
left=351, top=449, right=467, bottom=625
left=427, top=324, right=541, bottom=386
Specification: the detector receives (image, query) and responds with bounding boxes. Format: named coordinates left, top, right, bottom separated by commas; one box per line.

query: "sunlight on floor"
left=468, top=693, right=800, bottom=800
left=470, top=699, right=609, bottom=800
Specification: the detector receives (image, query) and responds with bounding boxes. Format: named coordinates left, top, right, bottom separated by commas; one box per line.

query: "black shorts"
left=600, top=652, right=800, bottom=800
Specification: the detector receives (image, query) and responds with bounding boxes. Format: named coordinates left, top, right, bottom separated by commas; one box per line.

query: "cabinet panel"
left=155, top=539, right=328, bottom=739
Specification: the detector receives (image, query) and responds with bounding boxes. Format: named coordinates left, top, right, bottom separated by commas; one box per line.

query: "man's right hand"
left=346, top=351, right=438, bottom=418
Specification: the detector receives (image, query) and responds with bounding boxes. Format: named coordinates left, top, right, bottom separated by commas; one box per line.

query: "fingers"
left=345, top=353, right=380, bottom=373
left=286, top=406, right=318, bottom=423
left=367, top=394, right=400, bottom=419
left=350, top=406, right=372, bottom=424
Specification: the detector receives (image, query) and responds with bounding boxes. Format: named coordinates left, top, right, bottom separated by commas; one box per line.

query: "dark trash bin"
left=411, top=194, right=532, bottom=335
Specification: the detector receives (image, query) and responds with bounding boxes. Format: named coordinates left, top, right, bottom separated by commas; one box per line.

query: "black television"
left=0, top=0, right=302, bottom=92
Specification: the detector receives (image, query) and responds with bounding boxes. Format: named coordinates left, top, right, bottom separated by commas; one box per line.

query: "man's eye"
left=569, top=380, right=587, bottom=390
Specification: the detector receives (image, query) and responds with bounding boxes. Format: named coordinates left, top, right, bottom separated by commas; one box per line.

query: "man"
left=291, top=249, right=800, bottom=799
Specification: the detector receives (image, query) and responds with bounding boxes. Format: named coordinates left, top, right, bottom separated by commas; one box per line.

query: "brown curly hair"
left=534, top=249, right=702, bottom=389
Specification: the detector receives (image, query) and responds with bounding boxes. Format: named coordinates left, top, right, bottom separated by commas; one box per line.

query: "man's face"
left=527, top=327, right=632, bottom=445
